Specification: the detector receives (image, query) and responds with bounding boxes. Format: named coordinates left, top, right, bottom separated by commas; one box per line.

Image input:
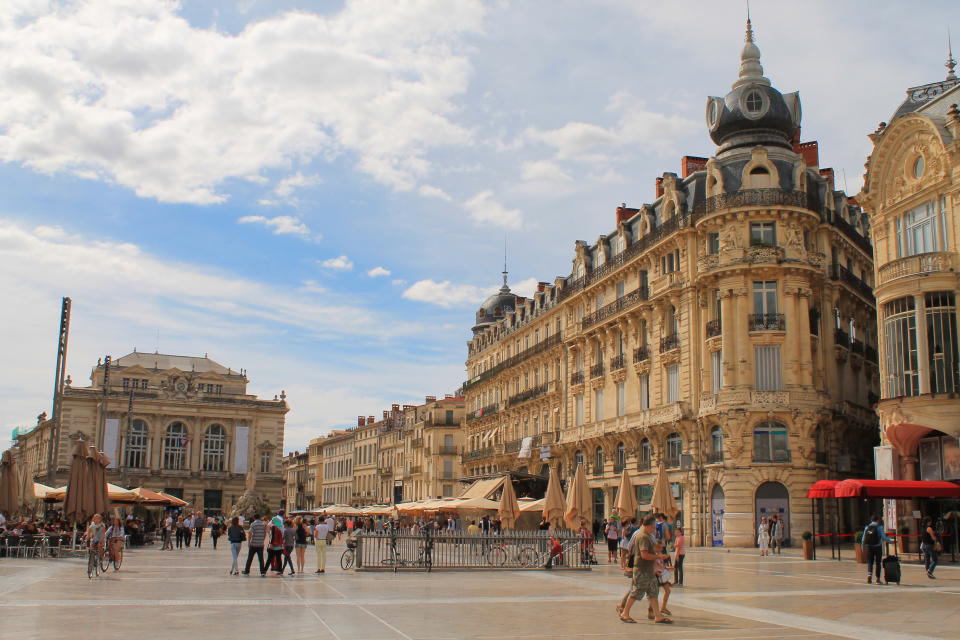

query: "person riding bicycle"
left=84, top=514, right=106, bottom=553
left=104, top=517, right=126, bottom=561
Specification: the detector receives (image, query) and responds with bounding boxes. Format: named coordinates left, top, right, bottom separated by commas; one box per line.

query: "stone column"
left=797, top=289, right=813, bottom=388
left=782, top=286, right=799, bottom=388
left=915, top=294, right=931, bottom=394
left=736, top=287, right=751, bottom=389
left=720, top=290, right=734, bottom=390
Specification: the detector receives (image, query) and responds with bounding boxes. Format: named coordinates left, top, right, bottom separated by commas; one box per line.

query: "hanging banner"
left=103, top=418, right=120, bottom=469
left=518, top=436, right=533, bottom=459
left=234, top=425, right=249, bottom=473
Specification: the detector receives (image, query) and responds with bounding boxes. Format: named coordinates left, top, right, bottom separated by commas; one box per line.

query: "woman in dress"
left=294, top=516, right=308, bottom=574
left=757, top=517, right=770, bottom=556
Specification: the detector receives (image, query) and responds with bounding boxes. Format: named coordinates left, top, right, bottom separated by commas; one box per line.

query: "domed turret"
left=704, top=17, right=801, bottom=155
left=472, top=268, right=516, bottom=334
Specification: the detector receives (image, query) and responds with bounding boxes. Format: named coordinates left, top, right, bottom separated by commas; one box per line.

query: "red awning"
left=834, top=479, right=960, bottom=499
left=806, top=480, right=843, bottom=499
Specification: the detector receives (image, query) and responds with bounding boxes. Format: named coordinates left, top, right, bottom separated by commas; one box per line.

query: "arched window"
left=124, top=419, right=148, bottom=468
left=594, top=446, right=604, bottom=475
left=615, top=442, right=626, bottom=472
left=574, top=449, right=584, bottom=468
left=710, top=426, right=723, bottom=463
left=754, top=422, right=790, bottom=463
left=639, top=438, right=651, bottom=470
left=163, top=422, right=187, bottom=470
left=665, top=433, right=682, bottom=467
left=202, top=424, right=226, bottom=472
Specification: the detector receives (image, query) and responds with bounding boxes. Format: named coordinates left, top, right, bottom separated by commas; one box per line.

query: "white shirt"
left=314, top=521, right=332, bottom=541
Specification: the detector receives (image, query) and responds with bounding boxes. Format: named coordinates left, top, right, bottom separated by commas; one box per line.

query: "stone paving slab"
left=1, top=544, right=957, bottom=640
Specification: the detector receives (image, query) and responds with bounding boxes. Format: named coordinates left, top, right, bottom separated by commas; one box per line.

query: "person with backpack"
left=862, top=514, right=891, bottom=584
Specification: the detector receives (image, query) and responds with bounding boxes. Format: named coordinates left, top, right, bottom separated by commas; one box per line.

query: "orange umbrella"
left=497, top=477, right=521, bottom=529
left=157, top=491, right=188, bottom=507
left=542, top=465, right=566, bottom=528
left=563, top=463, right=592, bottom=531
left=131, top=487, right=169, bottom=505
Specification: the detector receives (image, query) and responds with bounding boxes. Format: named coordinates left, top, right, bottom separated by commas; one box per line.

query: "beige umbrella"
left=17, top=455, right=34, bottom=516
left=0, top=450, right=18, bottom=516
left=542, top=465, right=566, bottom=528
left=63, top=440, right=92, bottom=523
left=649, top=463, right=679, bottom=519
left=615, top=468, right=637, bottom=521
left=563, top=463, right=592, bottom=531
left=497, top=477, right=521, bottom=529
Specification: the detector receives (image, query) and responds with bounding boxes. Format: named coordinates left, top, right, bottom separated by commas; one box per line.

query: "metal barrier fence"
left=354, top=530, right=593, bottom=571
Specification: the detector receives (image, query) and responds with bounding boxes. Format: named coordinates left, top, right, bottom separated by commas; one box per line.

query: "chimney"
left=680, top=156, right=708, bottom=178
left=445, top=394, right=453, bottom=399
left=537, top=282, right=547, bottom=292
left=382, top=410, right=389, bottom=419
left=615, top=203, right=639, bottom=225
left=819, top=167, right=835, bottom=193
left=403, top=404, right=416, bottom=411
left=655, top=177, right=664, bottom=198
left=357, top=416, right=365, bottom=427
left=391, top=403, right=400, bottom=413
left=794, top=140, right=819, bottom=168
left=367, top=416, right=375, bottom=425
left=426, top=395, right=437, bottom=403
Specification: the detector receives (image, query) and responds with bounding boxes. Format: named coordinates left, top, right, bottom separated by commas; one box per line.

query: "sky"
left=2, top=0, right=958, bottom=454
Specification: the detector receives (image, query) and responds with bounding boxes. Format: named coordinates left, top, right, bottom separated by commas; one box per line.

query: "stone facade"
left=400, top=397, right=465, bottom=501
left=462, top=22, right=879, bottom=547
left=859, top=62, right=960, bottom=480
left=319, top=430, right=353, bottom=505
left=13, top=352, right=287, bottom=514
left=281, top=450, right=309, bottom=512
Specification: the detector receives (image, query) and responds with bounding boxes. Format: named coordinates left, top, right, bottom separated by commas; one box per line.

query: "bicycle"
left=102, top=537, right=123, bottom=572
left=86, top=542, right=103, bottom=579
left=340, top=539, right=356, bottom=570
left=380, top=533, right=433, bottom=571
left=483, top=540, right=538, bottom=567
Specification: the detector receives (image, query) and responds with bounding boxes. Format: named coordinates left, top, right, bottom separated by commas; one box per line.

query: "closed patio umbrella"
left=63, top=440, right=92, bottom=523
left=615, top=468, right=637, bottom=522
left=0, top=450, right=18, bottom=516
left=17, top=456, right=34, bottom=517
left=89, top=445, right=110, bottom=517
left=542, top=465, right=566, bottom=528
left=563, top=463, right=592, bottom=531
left=497, top=477, right=521, bottom=529
left=650, top=463, right=679, bottom=519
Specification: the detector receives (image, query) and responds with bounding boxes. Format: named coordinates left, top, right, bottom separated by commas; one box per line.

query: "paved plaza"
left=2, top=541, right=958, bottom=640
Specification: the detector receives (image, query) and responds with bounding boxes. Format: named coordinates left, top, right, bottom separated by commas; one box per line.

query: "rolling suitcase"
left=882, top=542, right=900, bottom=585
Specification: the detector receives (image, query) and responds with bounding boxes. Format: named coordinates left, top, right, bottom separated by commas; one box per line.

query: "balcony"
left=438, top=445, right=458, bottom=455
left=707, top=451, right=724, bottom=464
left=829, top=213, right=872, bottom=255
left=505, top=434, right=541, bottom=454
left=377, top=467, right=392, bottom=475
left=693, top=188, right=815, bottom=216
left=591, top=464, right=604, bottom=477
left=831, top=263, right=874, bottom=299
left=637, top=459, right=651, bottom=472
left=439, top=471, right=456, bottom=480
left=610, top=354, right=626, bottom=371
left=466, top=403, right=499, bottom=423
left=410, top=465, right=422, bottom=475
left=705, top=319, right=721, bottom=338
left=851, top=339, right=865, bottom=356
left=660, top=333, right=680, bottom=353
left=665, top=456, right=680, bottom=469
left=864, top=345, right=878, bottom=363
left=461, top=333, right=562, bottom=390
left=507, top=383, right=549, bottom=408
left=590, top=363, right=604, bottom=379
left=411, top=437, right=424, bottom=448
left=633, top=345, right=650, bottom=363
left=877, top=252, right=953, bottom=285
left=753, top=453, right=792, bottom=464
left=650, top=270, right=682, bottom=296
left=463, top=447, right=494, bottom=462
left=580, top=286, right=649, bottom=330
left=570, top=371, right=584, bottom=386
left=834, top=327, right=850, bottom=348
left=748, top=313, right=785, bottom=331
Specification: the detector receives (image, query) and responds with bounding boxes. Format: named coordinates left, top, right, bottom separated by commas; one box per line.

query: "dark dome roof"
left=472, top=283, right=516, bottom=333
left=705, top=20, right=801, bottom=154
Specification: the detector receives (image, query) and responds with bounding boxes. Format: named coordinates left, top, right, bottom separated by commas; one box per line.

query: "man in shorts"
left=605, top=512, right=621, bottom=563
left=618, top=514, right=673, bottom=624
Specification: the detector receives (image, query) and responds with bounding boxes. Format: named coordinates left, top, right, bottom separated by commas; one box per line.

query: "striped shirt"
left=248, top=519, right=267, bottom=547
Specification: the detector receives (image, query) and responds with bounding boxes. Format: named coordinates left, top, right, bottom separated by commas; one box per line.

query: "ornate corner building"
left=462, top=21, right=879, bottom=547
left=14, top=351, right=288, bottom=514
left=859, top=53, right=960, bottom=483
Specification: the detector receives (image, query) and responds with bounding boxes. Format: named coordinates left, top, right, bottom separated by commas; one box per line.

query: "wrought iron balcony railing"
left=507, top=383, right=549, bottom=408
left=636, top=459, right=651, bottom=472
left=693, top=188, right=815, bottom=216
left=748, top=313, right=785, bottom=331
left=834, top=328, right=850, bottom=348
left=633, top=345, right=650, bottom=363
left=610, top=354, right=626, bottom=371
left=831, top=263, right=874, bottom=299
left=462, top=333, right=562, bottom=390
left=660, top=333, right=680, bottom=353
left=580, top=286, right=649, bottom=330
left=590, top=363, right=604, bottom=379
left=705, top=319, right=721, bottom=338
left=707, top=451, right=724, bottom=464
left=570, top=371, right=584, bottom=386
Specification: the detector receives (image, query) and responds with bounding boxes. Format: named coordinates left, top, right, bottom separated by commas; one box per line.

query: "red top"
left=805, top=480, right=843, bottom=499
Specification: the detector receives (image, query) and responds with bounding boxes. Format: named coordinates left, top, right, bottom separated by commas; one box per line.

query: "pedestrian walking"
left=862, top=514, right=890, bottom=584
left=183, top=514, right=193, bottom=547
left=227, top=516, right=245, bottom=575
left=921, top=516, right=941, bottom=579
left=673, top=526, right=686, bottom=586
left=211, top=517, right=222, bottom=550
left=605, top=516, right=621, bottom=563
left=294, top=516, right=308, bottom=574
left=281, top=519, right=296, bottom=575
left=243, top=514, right=267, bottom=576
left=769, top=514, right=783, bottom=554
left=162, top=515, right=174, bottom=550
left=175, top=515, right=186, bottom=549
left=757, top=517, right=770, bottom=556
left=654, top=542, right=673, bottom=617
left=194, top=512, right=205, bottom=547
left=617, top=514, right=672, bottom=624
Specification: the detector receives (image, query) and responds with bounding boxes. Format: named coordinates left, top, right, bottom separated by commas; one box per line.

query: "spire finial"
left=733, top=5, right=769, bottom=88
left=501, top=235, right=510, bottom=291
left=745, top=0, right=753, bottom=43
left=948, top=28, right=957, bottom=81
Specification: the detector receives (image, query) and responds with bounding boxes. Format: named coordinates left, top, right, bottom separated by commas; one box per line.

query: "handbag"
left=934, top=541, right=943, bottom=553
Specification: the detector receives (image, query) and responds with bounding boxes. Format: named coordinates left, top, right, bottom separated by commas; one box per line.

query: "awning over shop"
left=805, top=480, right=842, bottom=499
left=459, top=475, right=506, bottom=499
left=834, top=479, right=960, bottom=499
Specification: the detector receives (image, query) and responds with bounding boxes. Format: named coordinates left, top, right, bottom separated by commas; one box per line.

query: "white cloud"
left=520, top=160, right=572, bottom=182
left=392, top=279, right=408, bottom=286
left=403, top=279, right=493, bottom=308
left=367, top=266, right=391, bottom=277
left=320, top=255, right=353, bottom=271
left=298, top=280, right=328, bottom=294
left=418, top=184, right=453, bottom=201
left=273, top=172, right=322, bottom=199
left=463, top=190, right=522, bottom=230
left=0, top=1, right=485, bottom=204
left=237, top=214, right=312, bottom=236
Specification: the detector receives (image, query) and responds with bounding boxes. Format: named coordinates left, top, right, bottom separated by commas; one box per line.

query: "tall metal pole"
left=46, top=297, right=71, bottom=485
left=101, top=355, right=112, bottom=450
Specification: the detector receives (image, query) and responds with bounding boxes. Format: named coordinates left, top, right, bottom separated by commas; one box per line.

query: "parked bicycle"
left=340, top=538, right=356, bottom=570
left=86, top=542, right=103, bottom=579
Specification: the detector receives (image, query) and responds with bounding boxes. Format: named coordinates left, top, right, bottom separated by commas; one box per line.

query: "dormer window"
left=745, top=90, right=763, bottom=113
